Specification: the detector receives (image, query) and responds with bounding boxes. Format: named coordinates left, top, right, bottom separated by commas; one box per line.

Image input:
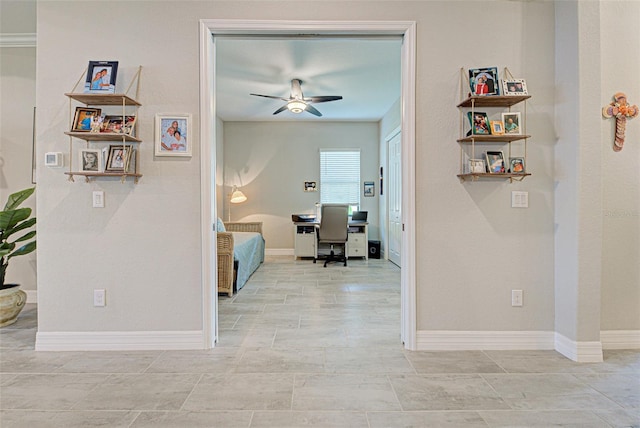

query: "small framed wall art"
left=364, top=181, right=375, bottom=197
left=83, top=61, right=118, bottom=94
left=304, top=181, right=317, bottom=192
left=155, top=114, right=192, bottom=157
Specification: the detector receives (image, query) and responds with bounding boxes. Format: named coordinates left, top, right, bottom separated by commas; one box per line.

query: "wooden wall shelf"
left=65, top=131, right=142, bottom=143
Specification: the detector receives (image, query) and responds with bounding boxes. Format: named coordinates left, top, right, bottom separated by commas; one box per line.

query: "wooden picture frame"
left=105, top=145, right=133, bottom=172
left=79, top=149, right=102, bottom=172
left=155, top=114, right=192, bottom=157
left=502, top=112, right=522, bottom=135
left=468, top=67, right=500, bottom=96
left=502, top=79, right=528, bottom=96
left=485, top=151, right=505, bottom=173
left=467, top=111, right=491, bottom=135
left=71, top=107, right=101, bottom=132
left=490, top=120, right=504, bottom=135
left=83, top=61, right=118, bottom=94
left=509, top=157, right=526, bottom=174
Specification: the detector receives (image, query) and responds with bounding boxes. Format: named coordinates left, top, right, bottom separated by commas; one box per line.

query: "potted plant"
left=0, top=187, right=36, bottom=327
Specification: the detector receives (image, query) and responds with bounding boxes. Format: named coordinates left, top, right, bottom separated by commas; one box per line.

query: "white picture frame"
left=502, top=112, right=522, bottom=135
left=502, top=79, right=528, bottom=96
left=79, top=149, right=102, bottom=172
left=155, top=113, right=192, bottom=157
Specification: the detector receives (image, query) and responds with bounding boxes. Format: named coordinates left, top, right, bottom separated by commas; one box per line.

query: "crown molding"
left=0, top=33, right=37, bottom=48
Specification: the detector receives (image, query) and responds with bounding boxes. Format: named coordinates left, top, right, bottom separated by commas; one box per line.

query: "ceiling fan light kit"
left=287, top=100, right=307, bottom=113
left=251, top=78, right=342, bottom=117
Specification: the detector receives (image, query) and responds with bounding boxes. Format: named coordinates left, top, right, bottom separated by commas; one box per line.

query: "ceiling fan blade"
left=305, top=104, right=322, bottom=117
left=250, top=93, right=290, bottom=102
left=272, top=105, right=289, bottom=115
left=305, top=96, right=343, bottom=104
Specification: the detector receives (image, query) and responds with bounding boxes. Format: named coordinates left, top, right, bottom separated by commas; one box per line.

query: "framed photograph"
left=467, top=111, right=491, bottom=135
left=469, top=158, right=485, bottom=174
left=71, top=107, right=101, bottom=132
left=364, top=181, right=375, bottom=197
left=105, top=145, right=133, bottom=172
left=83, top=61, right=118, bottom=93
left=509, top=157, right=526, bottom=174
left=502, top=112, right=522, bottom=135
left=485, top=151, right=506, bottom=174
left=79, top=149, right=102, bottom=172
left=468, top=67, right=500, bottom=96
left=490, top=120, right=504, bottom=135
left=304, top=181, right=317, bottom=192
left=155, top=114, right=192, bottom=157
left=102, top=115, right=137, bottom=136
left=502, top=79, right=528, bottom=96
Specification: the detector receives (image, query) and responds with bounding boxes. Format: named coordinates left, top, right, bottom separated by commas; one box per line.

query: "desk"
left=293, top=221, right=369, bottom=260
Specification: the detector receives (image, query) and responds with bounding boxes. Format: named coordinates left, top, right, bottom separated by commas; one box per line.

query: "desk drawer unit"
left=347, top=233, right=367, bottom=259
left=294, top=227, right=316, bottom=258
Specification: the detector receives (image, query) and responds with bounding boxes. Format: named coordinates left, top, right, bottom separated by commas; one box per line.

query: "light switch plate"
left=92, top=191, right=104, bottom=208
left=511, top=191, right=529, bottom=208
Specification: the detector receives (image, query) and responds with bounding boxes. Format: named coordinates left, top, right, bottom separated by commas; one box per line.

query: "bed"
left=217, top=221, right=265, bottom=296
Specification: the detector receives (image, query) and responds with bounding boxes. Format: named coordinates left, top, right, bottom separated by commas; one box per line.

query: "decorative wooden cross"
left=602, top=92, right=638, bottom=152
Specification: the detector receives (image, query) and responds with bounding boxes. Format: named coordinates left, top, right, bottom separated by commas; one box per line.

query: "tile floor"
left=1, top=256, right=638, bottom=427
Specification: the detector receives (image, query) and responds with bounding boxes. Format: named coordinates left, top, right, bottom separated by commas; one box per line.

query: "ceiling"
left=214, top=36, right=402, bottom=122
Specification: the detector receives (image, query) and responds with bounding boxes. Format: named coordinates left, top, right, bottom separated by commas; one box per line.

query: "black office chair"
left=314, top=204, right=349, bottom=267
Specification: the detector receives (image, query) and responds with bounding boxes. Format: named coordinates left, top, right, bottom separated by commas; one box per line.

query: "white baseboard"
left=35, top=330, right=205, bottom=351
left=416, top=330, right=555, bottom=351
left=554, top=332, right=603, bottom=362
left=265, top=248, right=294, bottom=256
left=600, top=330, right=640, bottom=349
left=25, top=290, right=37, bottom=304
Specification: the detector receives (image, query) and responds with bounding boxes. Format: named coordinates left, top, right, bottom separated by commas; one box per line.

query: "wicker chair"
left=217, top=222, right=263, bottom=296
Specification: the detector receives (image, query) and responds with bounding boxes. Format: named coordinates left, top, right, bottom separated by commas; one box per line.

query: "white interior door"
left=388, top=129, right=401, bottom=267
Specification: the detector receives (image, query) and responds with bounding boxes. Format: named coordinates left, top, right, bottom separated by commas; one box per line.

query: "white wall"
left=0, top=0, right=37, bottom=292
left=31, top=0, right=638, bottom=350
left=223, top=121, right=379, bottom=249
left=600, top=1, right=640, bottom=331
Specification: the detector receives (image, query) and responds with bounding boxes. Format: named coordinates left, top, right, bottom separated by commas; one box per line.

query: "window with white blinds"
left=320, top=149, right=360, bottom=206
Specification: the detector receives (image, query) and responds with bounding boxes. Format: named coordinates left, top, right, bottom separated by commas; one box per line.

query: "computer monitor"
left=352, top=211, right=368, bottom=221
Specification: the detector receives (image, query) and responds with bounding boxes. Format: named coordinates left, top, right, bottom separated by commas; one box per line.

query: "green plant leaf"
left=4, top=218, right=36, bottom=238
left=4, top=188, right=35, bottom=211
left=12, top=231, right=36, bottom=242
left=0, top=208, right=31, bottom=231
left=8, top=241, right=36, bottom=259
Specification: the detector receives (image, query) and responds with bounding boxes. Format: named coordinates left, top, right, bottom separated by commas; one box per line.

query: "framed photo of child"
left=467, top=111, right=491, bottom=135
left=502, top=112, right=522, bottom=135
left=510, top=157, right=526, bottom=174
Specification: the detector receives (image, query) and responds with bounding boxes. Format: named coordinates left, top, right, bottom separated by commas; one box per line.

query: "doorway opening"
left=199, top=20, right=416, bottom=350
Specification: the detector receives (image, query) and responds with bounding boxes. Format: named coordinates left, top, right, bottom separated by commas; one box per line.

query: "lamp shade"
left=230, top=188, right=247, bottom=204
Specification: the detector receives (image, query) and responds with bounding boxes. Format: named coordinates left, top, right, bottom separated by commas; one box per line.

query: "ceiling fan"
left=250, top=79, right=343, bottom=117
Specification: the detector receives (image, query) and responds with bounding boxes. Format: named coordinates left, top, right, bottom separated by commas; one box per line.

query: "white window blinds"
left=320, top=149, right=361, bottom=205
